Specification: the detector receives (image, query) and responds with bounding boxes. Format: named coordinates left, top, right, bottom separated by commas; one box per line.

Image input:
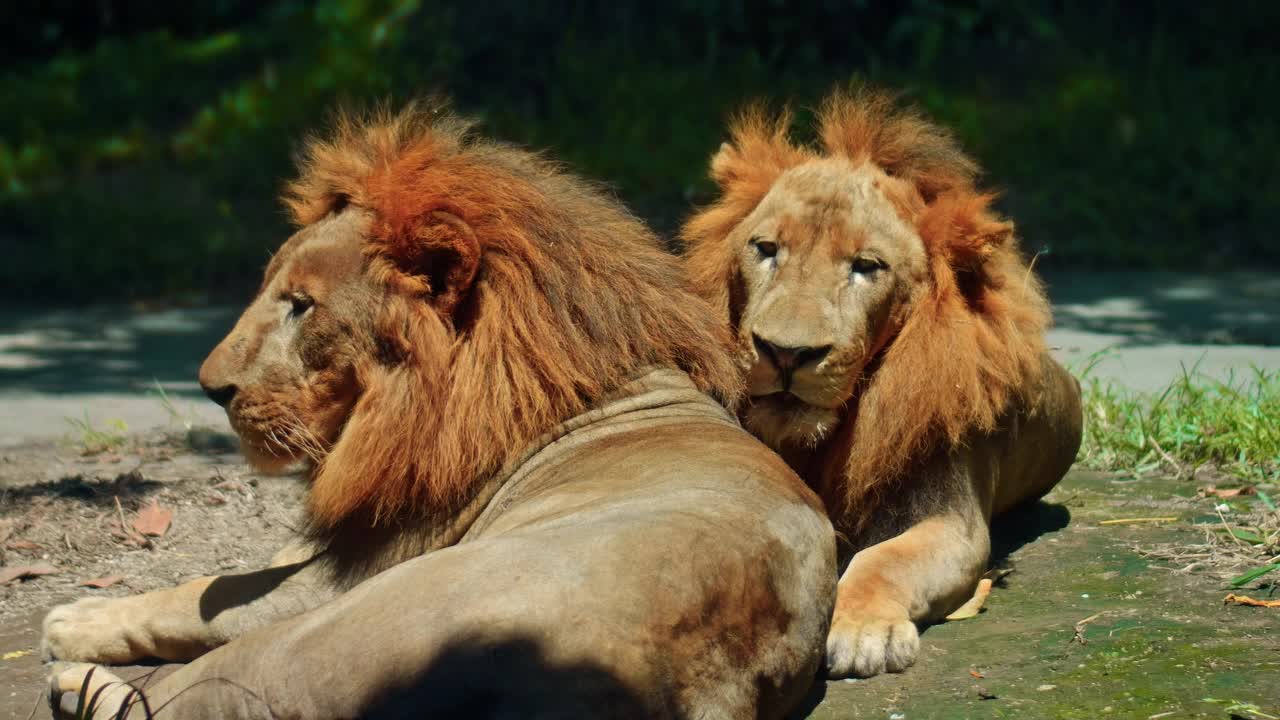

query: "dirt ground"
left=1, top=432, right=1278, bottom=719
left=0, top=431, right=304, bottom=719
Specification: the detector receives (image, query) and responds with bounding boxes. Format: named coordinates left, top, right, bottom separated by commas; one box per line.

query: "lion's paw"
left=48, top=662, right=137, bottom=720
left=825, top=603, right=919, bottom=678
left=42, top=597, right=146, bottom=664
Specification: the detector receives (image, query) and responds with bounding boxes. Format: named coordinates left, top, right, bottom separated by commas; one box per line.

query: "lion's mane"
left=683, top=88, right=1050, bottom=530
left=282, top=103, right=742, bottom=531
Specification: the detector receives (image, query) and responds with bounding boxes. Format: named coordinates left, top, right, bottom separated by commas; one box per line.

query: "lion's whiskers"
left=278, top=411, right=329, bottom=464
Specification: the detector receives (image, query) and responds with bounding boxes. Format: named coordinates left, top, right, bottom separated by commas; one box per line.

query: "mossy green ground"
left=806, top=471, right=1279, bottom=720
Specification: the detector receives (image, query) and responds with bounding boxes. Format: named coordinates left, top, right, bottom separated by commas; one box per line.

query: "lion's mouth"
left=751, top=389, right=843, bottom=412
left=227, top=415, right=328, bottom=475
left=743, top=393, right=842, bottom=450
left=753, top=391, right=811, bottom=409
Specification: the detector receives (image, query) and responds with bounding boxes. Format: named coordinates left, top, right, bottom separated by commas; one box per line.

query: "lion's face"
left=198, top=210, right=380, bottom=473
left=731, top=159, right=928, bottom=448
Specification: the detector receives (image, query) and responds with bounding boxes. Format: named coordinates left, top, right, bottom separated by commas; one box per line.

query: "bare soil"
left=0, top=431, right=302, bottom=718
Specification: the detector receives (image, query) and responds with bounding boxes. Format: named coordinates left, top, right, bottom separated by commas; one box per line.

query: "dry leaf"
left=6, top=540, right=40, bottom=551
left=133, top=499, right=173, bottom=538
left=1198, top=485, right=1255, bottom=499
left=79, top=576, right=123, bottom=589
left=969, top=669, right=985, bottom=679
left=1223, top=593, right=1280, bottom=608
left=2, top=649, right=32, bottom=661
left=946, top=578, right=993, bottom=621
left=0, top=561, right=58, bottom=585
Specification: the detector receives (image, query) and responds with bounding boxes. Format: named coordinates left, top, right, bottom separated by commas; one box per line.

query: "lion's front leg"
left=826, top=509, right=989, bottom=678
left=42, top=578, right=218, bottom=664
left=42, top=546, right=336, bottom=665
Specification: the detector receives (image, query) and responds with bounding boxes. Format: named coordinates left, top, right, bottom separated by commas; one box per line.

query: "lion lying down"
left=41, top=106, right=836, bottom=719
left=683, top=88, right=1084, bottom=678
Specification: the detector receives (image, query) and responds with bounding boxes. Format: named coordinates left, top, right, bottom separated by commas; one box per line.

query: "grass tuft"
left=1077, top=358, right=1280, bottom=482
left=63, top=412, right=129, bottom=456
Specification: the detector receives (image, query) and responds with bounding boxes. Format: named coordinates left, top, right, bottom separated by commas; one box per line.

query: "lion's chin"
left=744, top=394, right=841, bottom=451
left=238, top=439, right=312, bottom=476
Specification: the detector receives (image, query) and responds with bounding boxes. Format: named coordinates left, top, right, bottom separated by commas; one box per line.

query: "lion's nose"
left=752, top=334, right=832, bottom=375
left=201, top=382, right=238, bottom=408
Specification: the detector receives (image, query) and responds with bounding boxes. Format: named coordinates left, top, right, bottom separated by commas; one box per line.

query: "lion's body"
left=42, top=107, right=835, bottom=719
left=682, top=88, right=1083, bottom=678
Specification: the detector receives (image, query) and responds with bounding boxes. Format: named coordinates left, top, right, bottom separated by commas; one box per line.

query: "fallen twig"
left=1215, top=505, right=1245, bottom=548
left=113, top=495, right=151, bottom=547
left=1146, top=436, right=1183, bottom=475
left=1070, top=612, right=1104, bottom=645
left=114, top=495, right=128, bottom=535
left=1099, top=517, right=1178, bottom=526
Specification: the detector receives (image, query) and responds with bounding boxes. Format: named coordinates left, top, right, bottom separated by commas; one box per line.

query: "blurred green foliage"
left=2, top=1, right=1276, bottom=301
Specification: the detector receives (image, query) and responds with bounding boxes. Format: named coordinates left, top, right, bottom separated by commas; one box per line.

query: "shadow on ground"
left=0, top=471, right=161, bottom=509
left=1042, top=270, right=1280, bottom=347
left=990, top=501, right=1072, bottom=568
left=0, top=304, right=236, bottom=396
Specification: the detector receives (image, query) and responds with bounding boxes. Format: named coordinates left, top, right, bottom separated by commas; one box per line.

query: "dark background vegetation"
left=3, top=1, right=1277, bottom=303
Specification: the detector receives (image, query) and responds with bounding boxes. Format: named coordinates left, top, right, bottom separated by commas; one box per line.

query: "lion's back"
left=466, top=407, right=835, bottom=718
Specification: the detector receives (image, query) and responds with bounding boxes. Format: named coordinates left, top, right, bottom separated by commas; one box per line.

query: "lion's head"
left=683, top=89, right=1050, bottom=525
left=199, top=103, right=740, bottom=531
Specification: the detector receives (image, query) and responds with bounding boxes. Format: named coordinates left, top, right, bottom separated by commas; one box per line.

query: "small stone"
left=1081, top=593, right=1090, bottom=598
left=1037, top=684, right=1057, bottom=691
left=187, top=428, right=239, bottom=453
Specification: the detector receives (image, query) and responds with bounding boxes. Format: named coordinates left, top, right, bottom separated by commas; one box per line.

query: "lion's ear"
left=387, top=210, right=480, bottom=316
left=709, top=141, right=742, bottom=189
left=920, top=193, right=1012, bottom=270
left=952, top=215, right=1013, bottom=269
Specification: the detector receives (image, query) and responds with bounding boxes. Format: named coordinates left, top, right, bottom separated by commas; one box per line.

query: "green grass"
left=149, top=378, right=197, bottom=432
left=1077, top=361, right=1280, bottom=483
left=63, top=412, right=129, bottom=455
left=1076, top=358, right=1280, bottom=595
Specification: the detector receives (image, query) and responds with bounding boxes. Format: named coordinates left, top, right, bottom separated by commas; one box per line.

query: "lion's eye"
left=288, top=293, right=314, bottom=317
left=750, top=237, right=779, bottom=260
left=850, top=256, right=887, bottom=276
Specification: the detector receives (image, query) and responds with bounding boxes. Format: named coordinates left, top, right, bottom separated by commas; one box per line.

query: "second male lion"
left=41, top=105, right=836, bottom=719
left=682, top=88, right=1083, bottom=678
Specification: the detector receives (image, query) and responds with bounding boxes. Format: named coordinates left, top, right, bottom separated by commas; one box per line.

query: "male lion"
left=41, top=105, right=836, bottom=719
left=682, top=89, right=1083, bottom=679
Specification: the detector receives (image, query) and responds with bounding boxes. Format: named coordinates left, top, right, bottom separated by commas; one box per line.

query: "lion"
left=40, top=104, right=836, bottom=719
left=681, top=88, right=1083, bottom=679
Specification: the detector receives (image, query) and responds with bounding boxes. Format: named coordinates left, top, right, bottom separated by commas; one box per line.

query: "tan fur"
left=682, top=87, right=1083, bottom=678
left=42, top=105, right=834, bottom=719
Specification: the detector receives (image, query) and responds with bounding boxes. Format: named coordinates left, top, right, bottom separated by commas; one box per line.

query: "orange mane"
left=683, top=88, right=1050, bottom=529
left=283, top=103, right=742, bottom=530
